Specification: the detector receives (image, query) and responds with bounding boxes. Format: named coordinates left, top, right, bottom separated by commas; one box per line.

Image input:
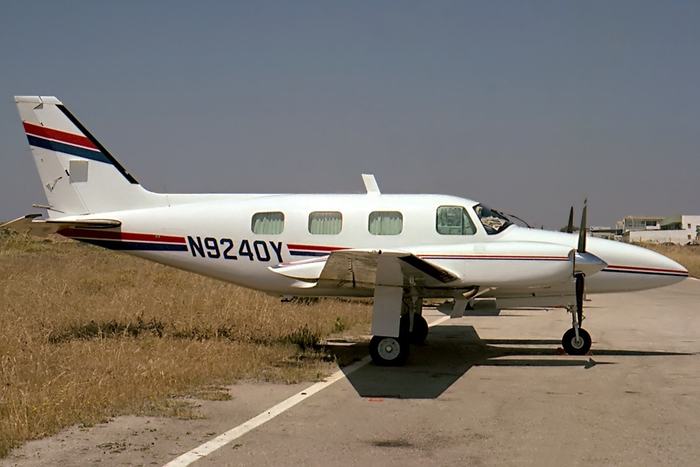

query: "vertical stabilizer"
left=15, top=96, right=163, bottom=217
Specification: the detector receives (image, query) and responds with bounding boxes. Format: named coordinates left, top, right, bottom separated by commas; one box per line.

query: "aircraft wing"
left=0, top=214, right=121, bottom=237
left=270, top=249, right=459, bottom=289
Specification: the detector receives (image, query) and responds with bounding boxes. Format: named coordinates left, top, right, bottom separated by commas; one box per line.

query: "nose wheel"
left=562, top=327, right=591, bottom=355
left=562, top=278, right=592, bottom=356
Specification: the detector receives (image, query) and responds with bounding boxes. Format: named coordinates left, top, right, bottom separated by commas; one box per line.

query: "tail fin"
left=15, top=96, right=163, bottom=217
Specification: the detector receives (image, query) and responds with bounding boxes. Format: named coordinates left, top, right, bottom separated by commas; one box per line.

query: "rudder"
left=15, top=96, right=163, bottom=217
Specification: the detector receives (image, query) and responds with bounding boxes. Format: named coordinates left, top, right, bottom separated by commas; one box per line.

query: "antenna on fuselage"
left=362, top=174, right=381, bottom=195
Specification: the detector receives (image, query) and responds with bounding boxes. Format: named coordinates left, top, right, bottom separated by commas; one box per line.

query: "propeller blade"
left=566, top=207, right=574, bottom=234
left=574, top=199, right=588, bottom=336
left=577, top=199, right=587, bottom=253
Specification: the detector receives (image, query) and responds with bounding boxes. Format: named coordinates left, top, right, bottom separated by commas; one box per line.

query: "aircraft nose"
left=603, top=242, right=689, bottom=289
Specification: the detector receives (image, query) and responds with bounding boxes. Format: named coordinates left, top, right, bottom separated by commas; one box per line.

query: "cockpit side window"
left=474, top=204, right=513, bottom=235
left=436, top=206, right=476, bottom=235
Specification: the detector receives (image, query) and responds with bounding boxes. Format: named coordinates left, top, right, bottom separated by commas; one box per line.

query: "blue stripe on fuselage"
left=289, top=251, right=328, bottom=257
left=80, top=239, right=188, bottom=252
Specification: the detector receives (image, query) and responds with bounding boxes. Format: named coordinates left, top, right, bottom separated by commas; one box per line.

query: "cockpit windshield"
left=474, top=204, right=513, bottom=235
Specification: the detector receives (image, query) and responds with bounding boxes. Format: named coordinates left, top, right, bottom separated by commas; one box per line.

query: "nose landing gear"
left=562, top=327, right=591, bottom=355
left=562, top=274, right=592, bottom=355
left=561, top=200, right=596, bottom=357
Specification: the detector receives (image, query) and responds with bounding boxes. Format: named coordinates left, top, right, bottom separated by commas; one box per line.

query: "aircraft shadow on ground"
left=327, top=325, right=693, bottom=400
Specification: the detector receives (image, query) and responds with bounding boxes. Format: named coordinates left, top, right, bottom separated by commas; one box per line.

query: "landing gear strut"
left=562, top=273, right=592, bottom=355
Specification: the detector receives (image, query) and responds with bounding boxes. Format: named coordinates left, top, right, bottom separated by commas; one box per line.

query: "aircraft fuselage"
left=60, top=193, right=688, bottom=301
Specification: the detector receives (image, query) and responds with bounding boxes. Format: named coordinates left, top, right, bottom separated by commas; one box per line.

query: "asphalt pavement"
left=4, top=279, right=699, bottom=467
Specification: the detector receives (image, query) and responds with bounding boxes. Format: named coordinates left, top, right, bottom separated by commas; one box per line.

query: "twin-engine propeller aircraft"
left=2, top=96, right=689, bottom=366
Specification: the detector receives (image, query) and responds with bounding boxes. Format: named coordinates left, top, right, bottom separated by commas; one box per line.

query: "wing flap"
left=269, top=249, right=459, bottom=289
left=268, top=258, right=327, bottom=281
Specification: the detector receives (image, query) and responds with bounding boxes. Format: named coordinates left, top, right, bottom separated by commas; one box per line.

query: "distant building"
left=623, top=215, right=700, bottom=244
left=560, top=214, right=699, bottom=244
left=660, top=215, right=700, bottom=234
left=621, top=215, right=664, bottom=232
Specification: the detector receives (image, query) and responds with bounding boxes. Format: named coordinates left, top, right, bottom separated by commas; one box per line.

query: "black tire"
left=562, top=328, right=592, bottom=355
left=401, top=314, right=429, bottom=345
left=369, top=335, right=411, bottom=366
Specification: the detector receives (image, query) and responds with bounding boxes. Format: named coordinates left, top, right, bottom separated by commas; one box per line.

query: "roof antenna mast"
left=362, top=174, right=381, bottom=195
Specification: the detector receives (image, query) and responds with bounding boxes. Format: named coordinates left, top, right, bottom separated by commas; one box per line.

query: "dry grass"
left=637, top=243, right=700, bottom=278
left=0, top=231, right=371, bottom=457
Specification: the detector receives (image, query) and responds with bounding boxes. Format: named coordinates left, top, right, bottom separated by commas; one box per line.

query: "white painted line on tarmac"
left=690, top=277, right=699, bottom=282
left=163, top=315, right=451, bottom=466
left=163, top=357, right=369, bottom=467
left=430, top=315, right=451, bottom=327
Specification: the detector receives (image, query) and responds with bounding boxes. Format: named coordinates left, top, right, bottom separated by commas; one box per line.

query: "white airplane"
left=2, top=96, right=689, bottom=366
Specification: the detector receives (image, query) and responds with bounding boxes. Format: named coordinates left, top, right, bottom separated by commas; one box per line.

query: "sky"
left=1, top=1, right=698, bottom=229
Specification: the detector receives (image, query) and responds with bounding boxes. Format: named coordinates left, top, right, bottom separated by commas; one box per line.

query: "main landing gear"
left=369, top=335, right=410, bottom=366
left=405, top=313, right=429, bottom=345
left=369, top=313, right=429, bottom=366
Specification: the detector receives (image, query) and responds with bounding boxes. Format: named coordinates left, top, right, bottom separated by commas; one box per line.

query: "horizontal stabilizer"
left=0, top=214, right=121, bottom=237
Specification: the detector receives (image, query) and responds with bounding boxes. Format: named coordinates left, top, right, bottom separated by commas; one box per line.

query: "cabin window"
left=436, top=206, right=476, bottom=235
left=369, top=211, right=403, bottom=235
left=251, top=212, right=285, bottom=235
left=309, top=211, right=342, bottom=235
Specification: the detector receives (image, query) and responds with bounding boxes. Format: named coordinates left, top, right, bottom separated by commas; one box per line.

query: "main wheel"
left=369, top=335, right=411, bottom=366
left=562, top=328, right=592, bottom=355
left=401, top=314, right=429, bottom=345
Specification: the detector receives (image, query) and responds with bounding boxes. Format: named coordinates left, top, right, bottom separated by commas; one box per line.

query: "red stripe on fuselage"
left=23, top=122, right=97, bottom=150
left=287, top=244, right=347, bottom=252
left=287, top=245, right=568, bottom=260
left=606, top=264, right=688, bottom=275
left=420, top=254, right=569, bottom=260
left=60, top=228, right=186, bottom=244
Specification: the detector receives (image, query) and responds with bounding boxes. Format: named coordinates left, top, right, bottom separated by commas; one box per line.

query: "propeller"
left=566, top=206, right=575, bottom=234
left=564, top=199, right=606, bottom=353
